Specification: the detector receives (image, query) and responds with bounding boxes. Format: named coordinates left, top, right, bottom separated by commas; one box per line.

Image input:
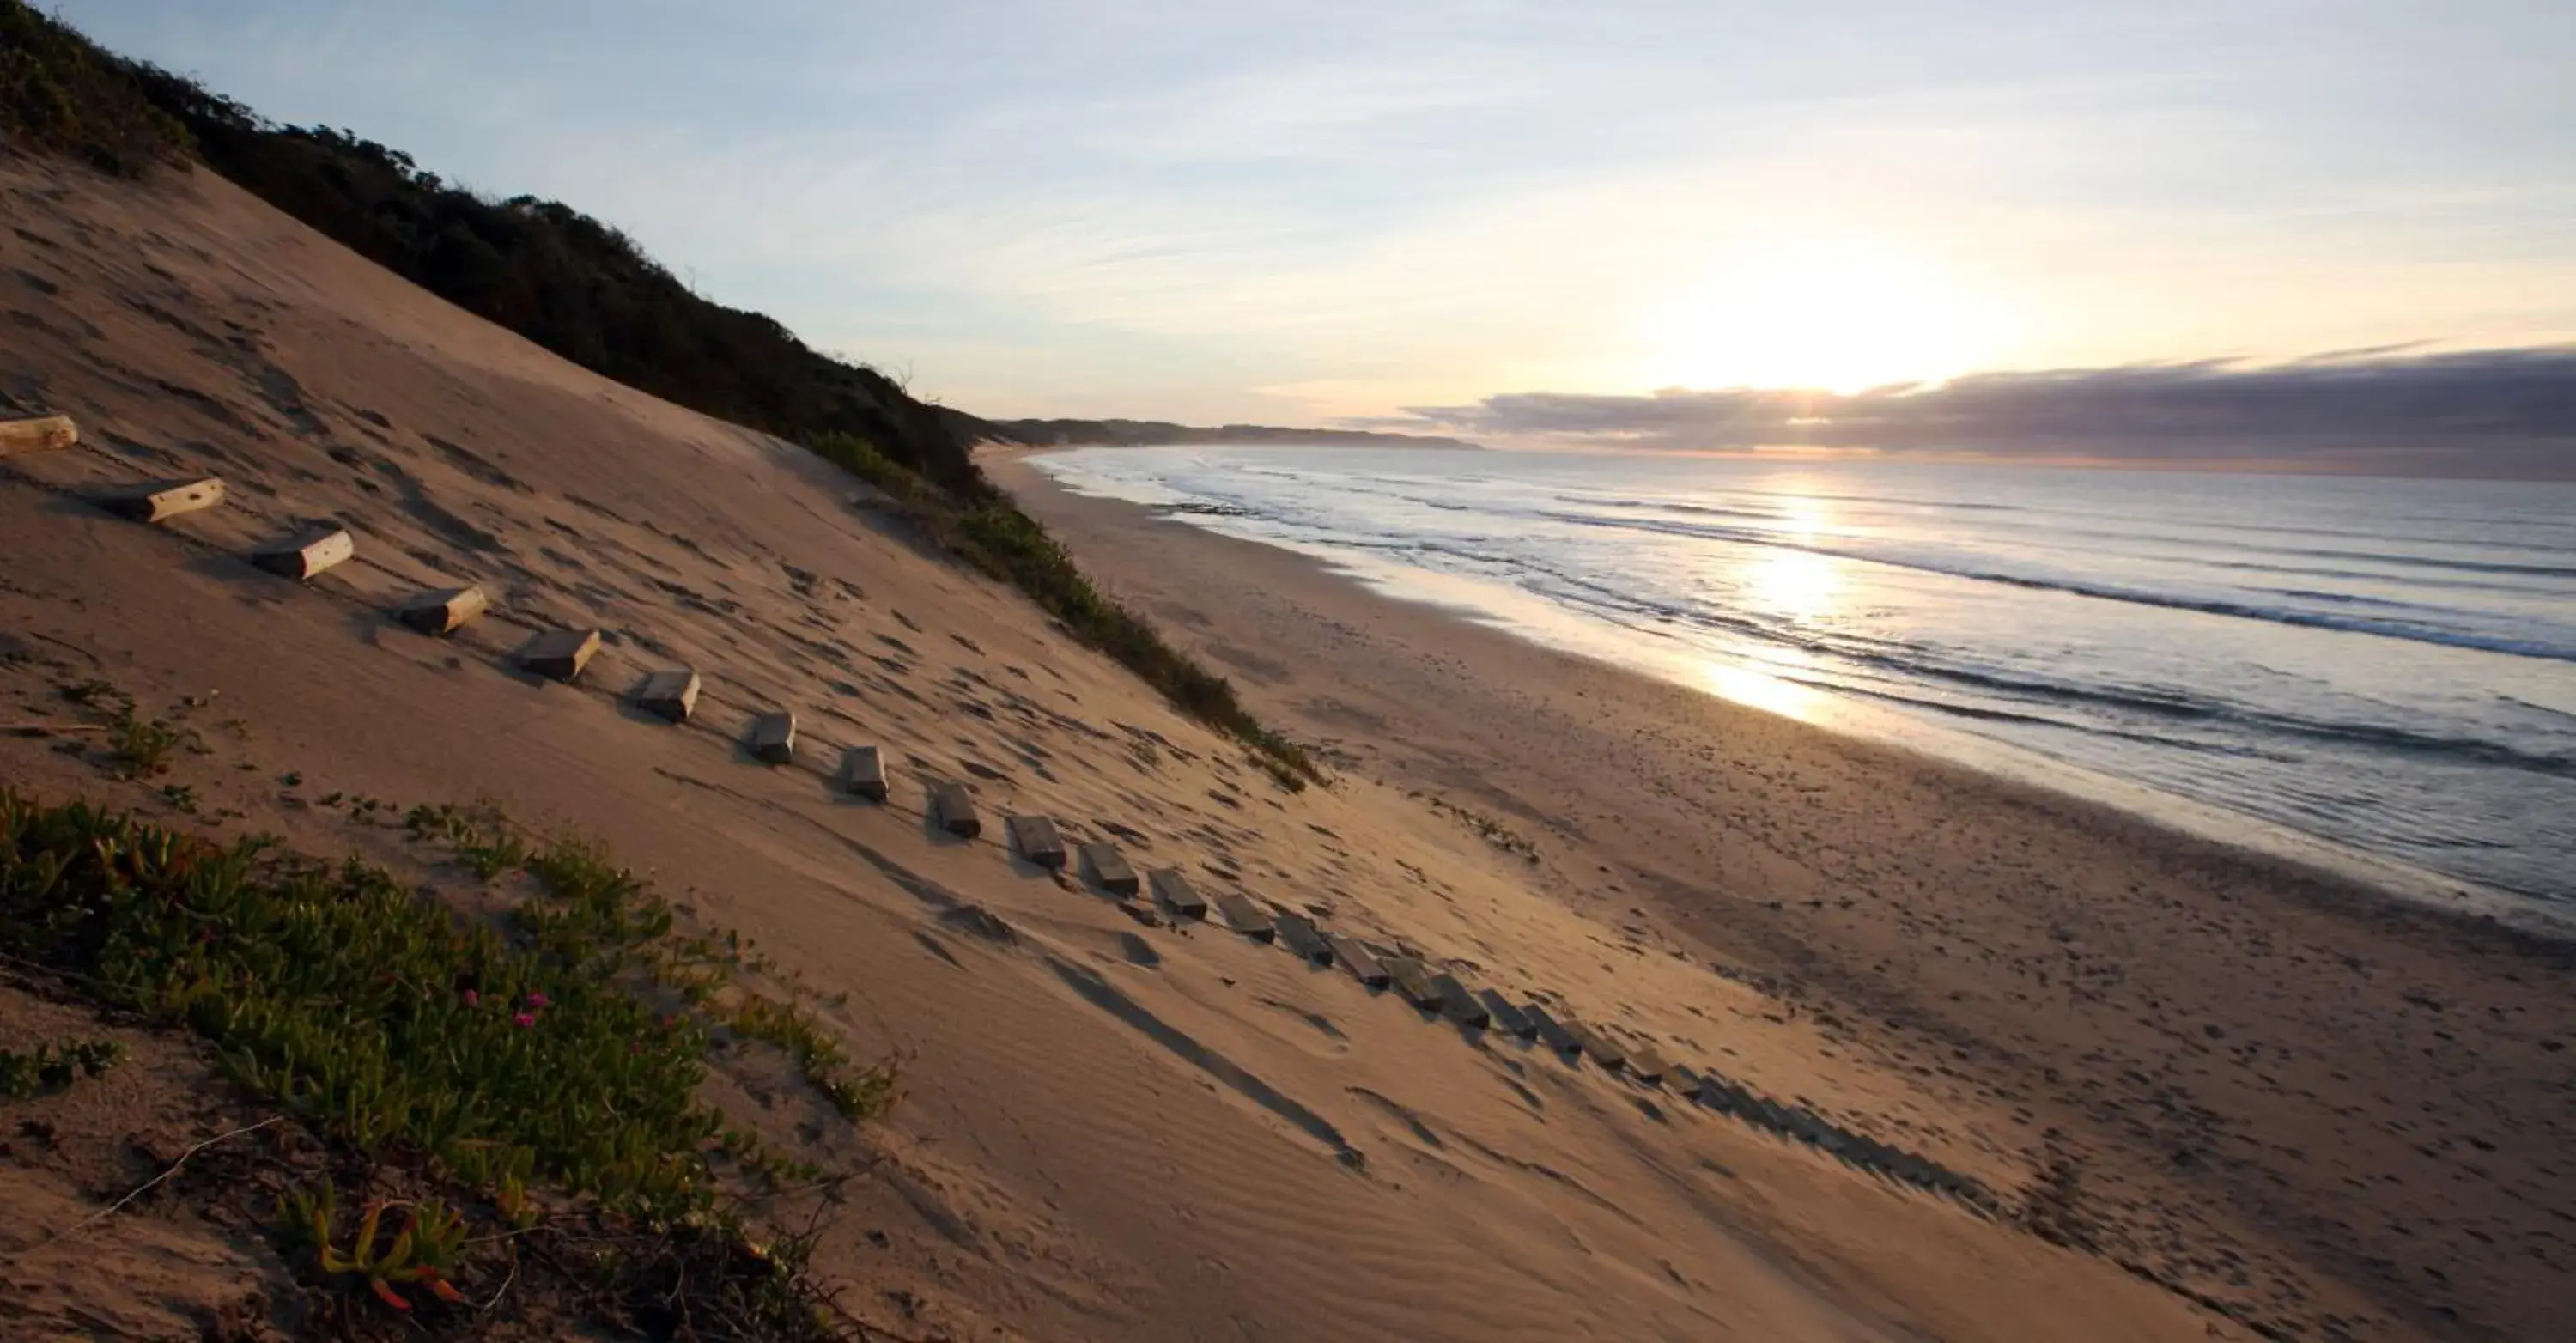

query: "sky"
left=56, top=0, right=2576, bottom=449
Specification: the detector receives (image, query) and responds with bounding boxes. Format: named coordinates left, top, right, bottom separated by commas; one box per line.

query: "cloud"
left=1388, top=346, right=2576, bottom=478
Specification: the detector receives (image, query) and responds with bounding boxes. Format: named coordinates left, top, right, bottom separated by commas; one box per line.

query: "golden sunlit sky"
left=61, top=0, right=2576, bottom=426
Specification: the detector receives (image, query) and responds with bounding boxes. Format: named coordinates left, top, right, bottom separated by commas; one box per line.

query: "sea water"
left=1031, top=446, right=2576, bottom=914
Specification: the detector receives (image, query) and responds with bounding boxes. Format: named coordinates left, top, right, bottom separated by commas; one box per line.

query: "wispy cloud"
left=1387, top=346, right=2576, bottom=478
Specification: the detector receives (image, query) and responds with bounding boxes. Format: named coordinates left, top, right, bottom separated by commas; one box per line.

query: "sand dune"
left=0, top=156, right=2456, bottom=1340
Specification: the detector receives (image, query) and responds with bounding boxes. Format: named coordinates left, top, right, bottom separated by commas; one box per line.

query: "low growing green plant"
left=0, top=1036, right=124, bottom=1100
left=726, top=994, right=902, bottom=1122
left=278, top=1180, right=469, bottom=1311
left=0, top=793, right=720, bottom=1215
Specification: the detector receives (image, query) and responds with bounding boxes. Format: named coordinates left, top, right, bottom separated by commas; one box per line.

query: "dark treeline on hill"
left=131, top=88, right=984, bottom=499
left=3, top=3, right=971, bottom=494
left=980, top=416, right=1477, bottom=450
left=0, top=1, right=1317, bottom=785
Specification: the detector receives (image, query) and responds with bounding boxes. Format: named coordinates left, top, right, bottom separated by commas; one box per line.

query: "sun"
left=1634, top=242, right=1996, bottom=394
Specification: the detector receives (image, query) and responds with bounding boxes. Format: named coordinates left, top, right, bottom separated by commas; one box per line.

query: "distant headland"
left=965, top=415, right=1479, bottom=451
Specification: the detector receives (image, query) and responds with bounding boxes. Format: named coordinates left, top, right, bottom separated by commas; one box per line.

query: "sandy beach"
left=993, top=452, right=2576, bottom=1342
left=0, top=155, right=2567, bottom=1342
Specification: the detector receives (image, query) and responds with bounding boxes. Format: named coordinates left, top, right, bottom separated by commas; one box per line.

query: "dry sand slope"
left=0, top=158, right=2360, bottom=1341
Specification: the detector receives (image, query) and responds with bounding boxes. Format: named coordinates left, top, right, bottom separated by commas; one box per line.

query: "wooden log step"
left=1523, top=1003, right=1583, bottom=1055
left=0, top=414, right=78, bottom=455
left=1476, top=988, right=1536, bottom=1039
left=1382, top=956, right=1443, bottom=1009
left=97, top=476, right=224, bottom=523
left=250, top=526, right=354, bottom=581
left=746, top=710, right=796, bottom=764
left=248, top=526, right=354, bottom=581
left=1207, top=888, right=1275, bottom=942
left=928, top=781, right=981, bottom=838
left=1145, top=866, right=1206, bottom=919
left=1273, top=911, right=1331, bottom=964
left=395, top=585, right=487, bottom=636
left=1078, top=842, right=1138, bottom=896
left=633, top=668, right=701, bottom=723
left=1696, top=1078, right=1752, bottom=1115
left=839, top=745, right=889, bottom=801
left=1006, top=814, right=1067, bottom=869
left=1429, top=974, right=1488, bottom=1027
left=519, top=627, right=601, bottom=684
left=1564, top=1020, right=1628, bottom=1072
left=1324, top=933, right=1389, bottom=988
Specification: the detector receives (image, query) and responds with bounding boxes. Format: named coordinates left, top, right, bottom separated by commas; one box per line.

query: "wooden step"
left=0, top=414, right=78, bottom=456
left=519, top=627, right=601, bottom=684
left=1382, top=956, right=1443, bottom=1009
left=1145, top=866, right=1206, bottom=919
left=1006, top=814, right=1067, bottom=869
left=746, top=710, right=796, bottom=764
left=1207, top=888, right=1275, bottom=942
left=97, top=476, right=223, bottom=523
left=1273, top=911, right=1332, bottom=964
left=927, top=781, right=981, bottom=838
left=1523, top=1003, right=1583, bottom=1055
left=1078, top=842, right=1139, bottom=896
left=394, top=585, right=487, bottom=636
left=1563, top=1019, right=1628, bottom=1072
left=1429, top=974, right=1489, bottom=1027
left=839, top=745, right=889, bottom=801
left=1476, top=989, right=1537, bottom=1039
left=248, top=526, right=354, bottom=581
left=633, top=668, right=701, bottom=723
left=1323, top=933, right=1389, bottom=988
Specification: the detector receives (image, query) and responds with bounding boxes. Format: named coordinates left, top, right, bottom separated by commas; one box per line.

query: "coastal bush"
left=0, top=1, right=190, bottom=175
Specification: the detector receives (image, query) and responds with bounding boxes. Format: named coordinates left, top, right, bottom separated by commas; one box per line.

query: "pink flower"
left=462, top=989, right=480, bottom=1007
left=525, top=992, right=550, bottom=1010
left=513, top=1012, right=536, bottom=1029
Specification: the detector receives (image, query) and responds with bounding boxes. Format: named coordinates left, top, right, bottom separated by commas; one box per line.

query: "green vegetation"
left=404, top=800, right=529, bottom=879
left=0, top=1036, right=124, bottom=1100
left=278, top=1183, right=471, bottom=1312
left=0, top=2, right=189, bottom=174
left=60, top=678, right=202, bottom=779
left=2, top=793, right=720, bottom=1211
left=2, top=790, right=889, bottom=1335
left=3, top=0, right=1321, bottom=788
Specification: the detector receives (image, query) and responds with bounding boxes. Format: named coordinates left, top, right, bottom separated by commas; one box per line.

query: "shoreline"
left=991, top=446, right=2576, bottom=1341
left=1000, top=446, right=2545, bottom=940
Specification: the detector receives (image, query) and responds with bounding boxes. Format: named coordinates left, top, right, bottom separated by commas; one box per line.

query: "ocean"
left=1030, top=446, right=2576, bottom=915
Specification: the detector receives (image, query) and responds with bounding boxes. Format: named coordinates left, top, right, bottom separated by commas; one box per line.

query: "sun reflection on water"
left=1747, top=546, right=1843, bottom=623
left=1702, top=653, right=1828, bottom=722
